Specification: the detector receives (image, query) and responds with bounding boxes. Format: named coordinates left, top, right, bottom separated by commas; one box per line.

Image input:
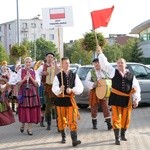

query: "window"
left=31, top=23, right=36, bottom=28
left=41, top=34, right=46, bottom=38
left=9, top=33, right=12, bottom=40
left=49, top=34, right=54, bottom=40
left=9, top=24, right=11, bottom=30
left=0, top=26, right=1, bottom=32
left=130, top=64, right=149, bottom=79
left=23, top=33, right=28, bottom=39
left=31, top=34, right=36, bottom=40
left=22, top=23, right=27, bottom=28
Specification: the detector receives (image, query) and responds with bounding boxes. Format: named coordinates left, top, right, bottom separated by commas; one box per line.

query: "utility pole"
left=33, top=15, right=40, bottom=61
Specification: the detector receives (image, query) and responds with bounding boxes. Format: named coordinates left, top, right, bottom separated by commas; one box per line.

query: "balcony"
left=21, top=28, right=28, bottom=32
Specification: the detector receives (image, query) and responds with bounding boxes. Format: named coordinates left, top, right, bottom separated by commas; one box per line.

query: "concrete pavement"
left=0, top=106, right=150, bottom=150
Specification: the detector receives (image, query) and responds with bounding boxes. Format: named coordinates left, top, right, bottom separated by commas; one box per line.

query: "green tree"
left=82, top=31, right=106, bottom=52
left=0, top=43, right=9, bottom=64
left=21, top=40, right=32, bottom=57
left=103, top=44, right=123, bottom=62
left=10, top=44, right=27, bottom=63
left=35, top=38, right=59, bottom=60
left=70, top=39, right=93, bottom=65
left=122, top=38, right=143, bottom=62
left=64, top=43, right=73, bottom=60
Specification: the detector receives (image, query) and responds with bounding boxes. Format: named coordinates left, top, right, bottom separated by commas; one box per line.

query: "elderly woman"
left=17, top=57, right=41, bottom=135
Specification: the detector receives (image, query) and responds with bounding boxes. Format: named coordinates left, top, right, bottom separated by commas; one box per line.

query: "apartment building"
left=0, top=18, right=63, bottom=57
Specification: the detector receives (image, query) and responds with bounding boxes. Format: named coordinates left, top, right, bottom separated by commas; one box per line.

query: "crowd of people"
left=0, top=49, right=141, bottom=147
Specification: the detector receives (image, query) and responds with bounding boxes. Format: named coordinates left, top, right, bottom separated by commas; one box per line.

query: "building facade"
left=130, top=19, right=150, bottom=58
left=0, top=18, right=63, bottom=58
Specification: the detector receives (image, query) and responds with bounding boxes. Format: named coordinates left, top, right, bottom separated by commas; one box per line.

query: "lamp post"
left=16, top=0, right=21, bottom=63
left=33, top=15, right=40, bottom=61
left=16, top=0, right=20, bottom=45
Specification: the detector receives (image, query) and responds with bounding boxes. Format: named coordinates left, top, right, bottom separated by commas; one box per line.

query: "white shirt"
left=98, top=53, right=141, bottom=102
left=16, top=69, right=41, bottom=86
left=85, top=69, right=106, bottom=90
left=8, top=71, right=18, bottom=85
left=52, top=72, right=84, bottom=96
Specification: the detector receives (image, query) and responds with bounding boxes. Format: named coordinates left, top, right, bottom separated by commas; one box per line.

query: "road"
left=0, top=105, right=150, bottom=150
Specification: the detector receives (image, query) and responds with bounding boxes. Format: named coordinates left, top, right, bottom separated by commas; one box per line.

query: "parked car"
left=75, top=65, right=94, bottom=109
left=75, top=62, right=150, bottom=109
left=70, top=63, right=81, bottom=73
left=145, top=64, right=150, bottom=68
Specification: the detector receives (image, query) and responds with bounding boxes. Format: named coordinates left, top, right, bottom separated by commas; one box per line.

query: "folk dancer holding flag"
left=97, top=46, right=141, bottom=145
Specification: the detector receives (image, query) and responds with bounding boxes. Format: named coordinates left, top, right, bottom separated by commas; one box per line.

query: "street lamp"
left=33, top=14, right=40, bottom=61
left=16, top=0, right=20, bottom=45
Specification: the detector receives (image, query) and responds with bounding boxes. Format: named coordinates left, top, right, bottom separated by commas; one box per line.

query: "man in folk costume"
left=97, top=46, right=141, bottom=145
left=85, top=58, right=112, bottom=130
left=52, top=57, right=84, bottom=147
left=37, top=52, right=60, bottom=130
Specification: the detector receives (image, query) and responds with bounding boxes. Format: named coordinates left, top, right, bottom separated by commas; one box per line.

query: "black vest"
left=55, top=70, right=76, bottom=106
left=109, top=69, right=133, bottom=107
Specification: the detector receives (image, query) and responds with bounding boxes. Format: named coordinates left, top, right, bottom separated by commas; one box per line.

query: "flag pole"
left=58, top=27, right=64, bottom=97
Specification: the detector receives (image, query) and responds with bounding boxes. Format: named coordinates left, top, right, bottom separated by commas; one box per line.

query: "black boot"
left=105, top=118, right=113, bottom=130
left=45, top=115, right=51, bottom=130
left=121, top=128, right=127, bottom=141
left=40, top=116, right=45, bottom=127
left=60, top=130, right=66, bottom=143
left=52, top=108, right=56, bottom=119
left=114, top=129, right=120, bottom=145
left=46, top=121, right=51, bottom=130
left=70, top=131, right=81, bottom=146
left=92, top=119, right=97, bottom=129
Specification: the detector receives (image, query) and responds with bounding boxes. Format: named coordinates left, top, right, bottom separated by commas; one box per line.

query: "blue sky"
left=0, top=0, right=149, bottom=42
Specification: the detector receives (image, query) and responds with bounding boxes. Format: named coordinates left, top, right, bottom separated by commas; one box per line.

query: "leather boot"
left=45, top=115, right=51, bottom=130
left=105, top=118, right=113, bottom=130
left=46, top=121, right=51, bottom=130
left=70, top=131, right=81, bottom=146
left=121, top=128, right=127, bottom=141
left=60, top=130, right=66, bottom=143
left=114, top=129, right=120, bottom=145
left=40, top=116, right=45, bottom=127
left=92, top=119, right=97, bottom=129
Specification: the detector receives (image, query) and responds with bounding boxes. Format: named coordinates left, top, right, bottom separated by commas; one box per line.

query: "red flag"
left=91, top=5, right=114, bottom=29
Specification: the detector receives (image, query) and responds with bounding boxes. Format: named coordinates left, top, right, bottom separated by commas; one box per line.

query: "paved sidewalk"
left=0, top=106, right=150, bottom=150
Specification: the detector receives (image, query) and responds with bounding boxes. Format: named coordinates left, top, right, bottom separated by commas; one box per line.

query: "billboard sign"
left=42, top=6, right=73, bottom=28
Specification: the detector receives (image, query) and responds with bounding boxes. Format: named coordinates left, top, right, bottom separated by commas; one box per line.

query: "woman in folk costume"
left=34, top=60, right=46, bottom=127
left=0, top=75, right=15, bottom=126
left=52, top=57, right=84, bottom=147
left=17, top=57, right=41, bottom=135
left=97, top=46, right=141, bottom=145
